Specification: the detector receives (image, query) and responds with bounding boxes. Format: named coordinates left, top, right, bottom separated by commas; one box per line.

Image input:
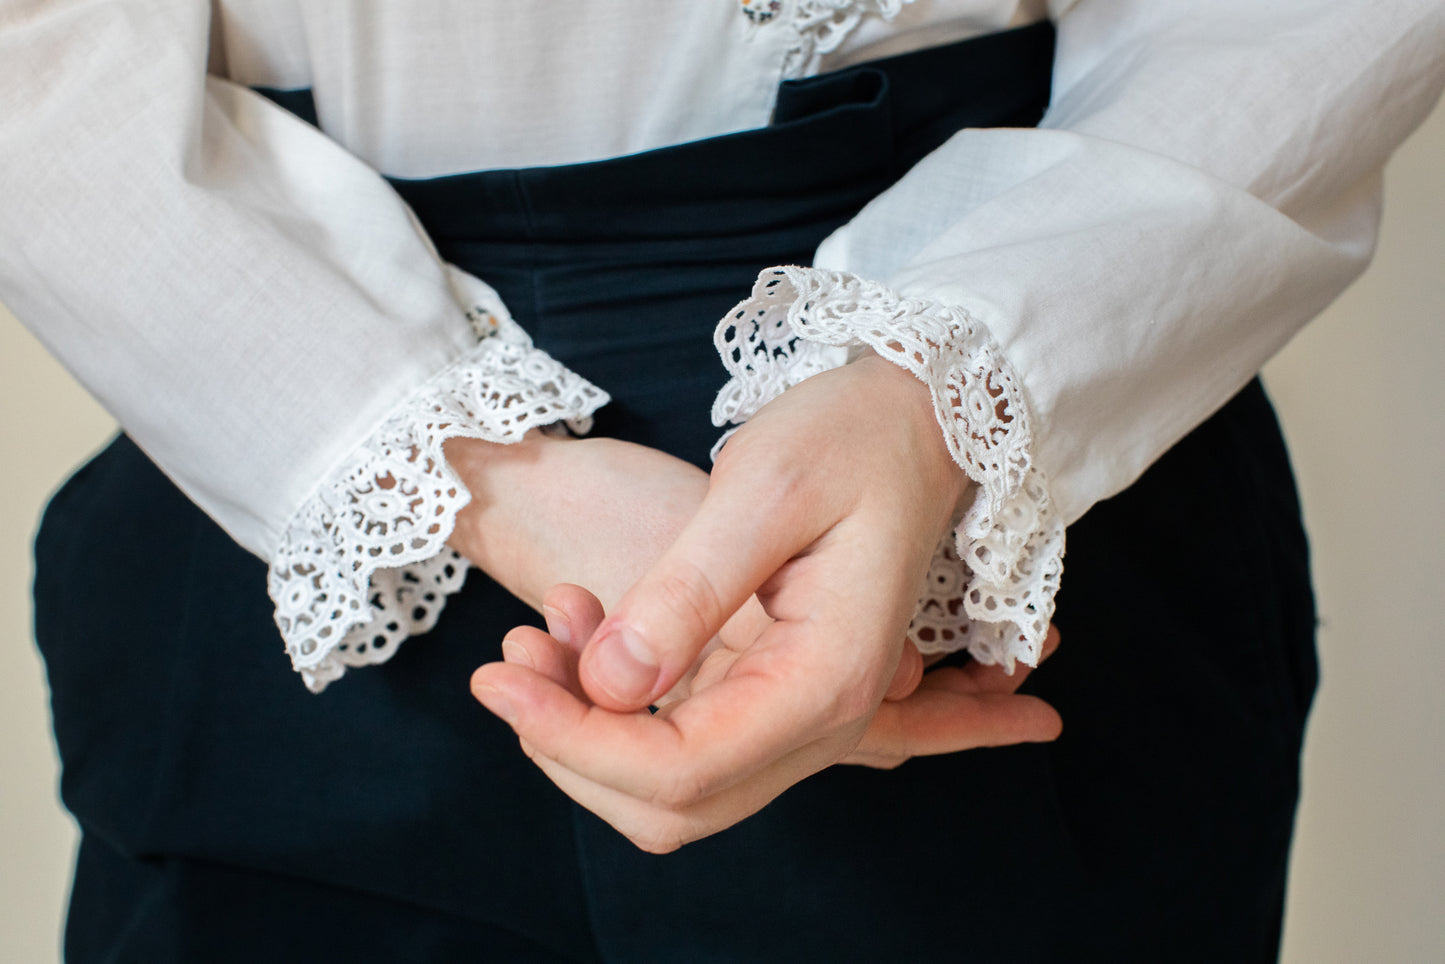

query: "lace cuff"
left=711, top=266, right=1063, bottom=670
left=268, top=291, right=608, bottom=692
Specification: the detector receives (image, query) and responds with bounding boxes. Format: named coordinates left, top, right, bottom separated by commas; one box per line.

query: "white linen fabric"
left=1, top=0, right=1441, bottom=688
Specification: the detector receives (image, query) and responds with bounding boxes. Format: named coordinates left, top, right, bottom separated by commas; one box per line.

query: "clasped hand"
left=451, top=354, right=1061, bottom=853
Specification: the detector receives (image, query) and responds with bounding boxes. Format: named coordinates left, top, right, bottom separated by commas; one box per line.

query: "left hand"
left=471, top=354, right=1062, bottom=852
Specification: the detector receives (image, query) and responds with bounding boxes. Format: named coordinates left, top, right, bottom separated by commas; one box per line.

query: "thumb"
left=578, top=484, right=802, bottom=712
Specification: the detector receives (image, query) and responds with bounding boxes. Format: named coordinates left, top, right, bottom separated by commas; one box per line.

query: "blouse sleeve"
left=0, top=2, right=606, bottom=690
left=711, top=0, right=1445, bottom=669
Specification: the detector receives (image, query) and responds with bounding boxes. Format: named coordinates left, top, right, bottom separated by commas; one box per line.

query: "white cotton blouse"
left=2, top=0, right=1442, bottom=689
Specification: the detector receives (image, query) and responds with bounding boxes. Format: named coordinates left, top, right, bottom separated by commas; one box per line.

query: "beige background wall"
left=2, top=101, right=1442, bottom=963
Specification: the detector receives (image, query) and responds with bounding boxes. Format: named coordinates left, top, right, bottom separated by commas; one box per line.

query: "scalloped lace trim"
left=712, top=266, right=1063, bottom=670
left=776, top=0, right=917, bottom=78
left=268, top=311, right=608, bottom=692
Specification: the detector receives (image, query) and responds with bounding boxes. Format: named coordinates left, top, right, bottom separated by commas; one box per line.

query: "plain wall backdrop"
left=2, top=97, right=1441, bottom=964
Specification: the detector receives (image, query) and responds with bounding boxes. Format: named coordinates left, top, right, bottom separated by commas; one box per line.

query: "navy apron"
left=34, top=23, right=1316, bottom=962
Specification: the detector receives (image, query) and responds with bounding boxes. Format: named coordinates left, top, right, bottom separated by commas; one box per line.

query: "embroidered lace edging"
left=268, top=315, right=608, bottom=693
left=711, top=266, right=1063, bottom=670
left=779, top=0, right=917, bottom=78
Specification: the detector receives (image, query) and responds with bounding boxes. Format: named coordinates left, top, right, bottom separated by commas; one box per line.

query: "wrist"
left=850, top=351, right=974, bottom=526
left=443, top=432, right=567, bottom=604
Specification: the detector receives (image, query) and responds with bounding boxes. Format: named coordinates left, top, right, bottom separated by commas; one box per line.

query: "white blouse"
left=1, top=0, right=1441, bottom=689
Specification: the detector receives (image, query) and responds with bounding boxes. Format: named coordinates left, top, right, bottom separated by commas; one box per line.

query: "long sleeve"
left=0, top=2, right=606, bottom=688
left=712, top=0, right=1445, bottom=668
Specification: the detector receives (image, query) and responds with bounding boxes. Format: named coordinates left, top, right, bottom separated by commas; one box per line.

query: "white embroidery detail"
left=783, top=0, right=917, bottom=77
left=269, top=301, right=608, bottom=692
left=712, top=266, right=1063, bottom=670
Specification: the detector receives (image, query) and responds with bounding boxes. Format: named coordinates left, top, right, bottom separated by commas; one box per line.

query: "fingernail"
left=542, top=605, right=571, bottom=645
left=473, top=684, right=518, bottom=725
left=500, top=638, right=533, bottom=669
left=590, top=626, right=659, bottom=704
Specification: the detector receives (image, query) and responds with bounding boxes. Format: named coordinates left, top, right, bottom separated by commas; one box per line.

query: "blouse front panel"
left=2, top=0, right=1441, bottom=685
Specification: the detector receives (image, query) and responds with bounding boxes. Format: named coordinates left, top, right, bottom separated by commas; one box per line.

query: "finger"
left=541, top=583, right=607, bottom=658
left=475, top=628, right=852, bottom=807
left=843, top=694, right=1062, bottom=766
left=962, top=623, right=1063, bottom=695
left=845, top=667, right=1063, bottom=764
left=499, top=626, right=575, bottom=690
left=883, top=639, right=923, bottom=702
left=578, top=472, right=821, bottom=711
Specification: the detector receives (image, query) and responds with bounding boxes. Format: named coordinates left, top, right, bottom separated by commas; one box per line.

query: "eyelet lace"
left=712, top=266, right=1063, bottom=670
left=268, top=296, right=607, bottom=692
left=781, top=0, right=916, bottom=77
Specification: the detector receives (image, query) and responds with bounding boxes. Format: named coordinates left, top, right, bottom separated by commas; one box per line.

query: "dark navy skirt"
left=35, top=24, right=1317, bottom=962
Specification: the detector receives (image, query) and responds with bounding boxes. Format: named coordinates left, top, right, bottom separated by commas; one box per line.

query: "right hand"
left=480, top=582, right=1060, bottom=851
left=443, top=431, right=923, bottom=704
